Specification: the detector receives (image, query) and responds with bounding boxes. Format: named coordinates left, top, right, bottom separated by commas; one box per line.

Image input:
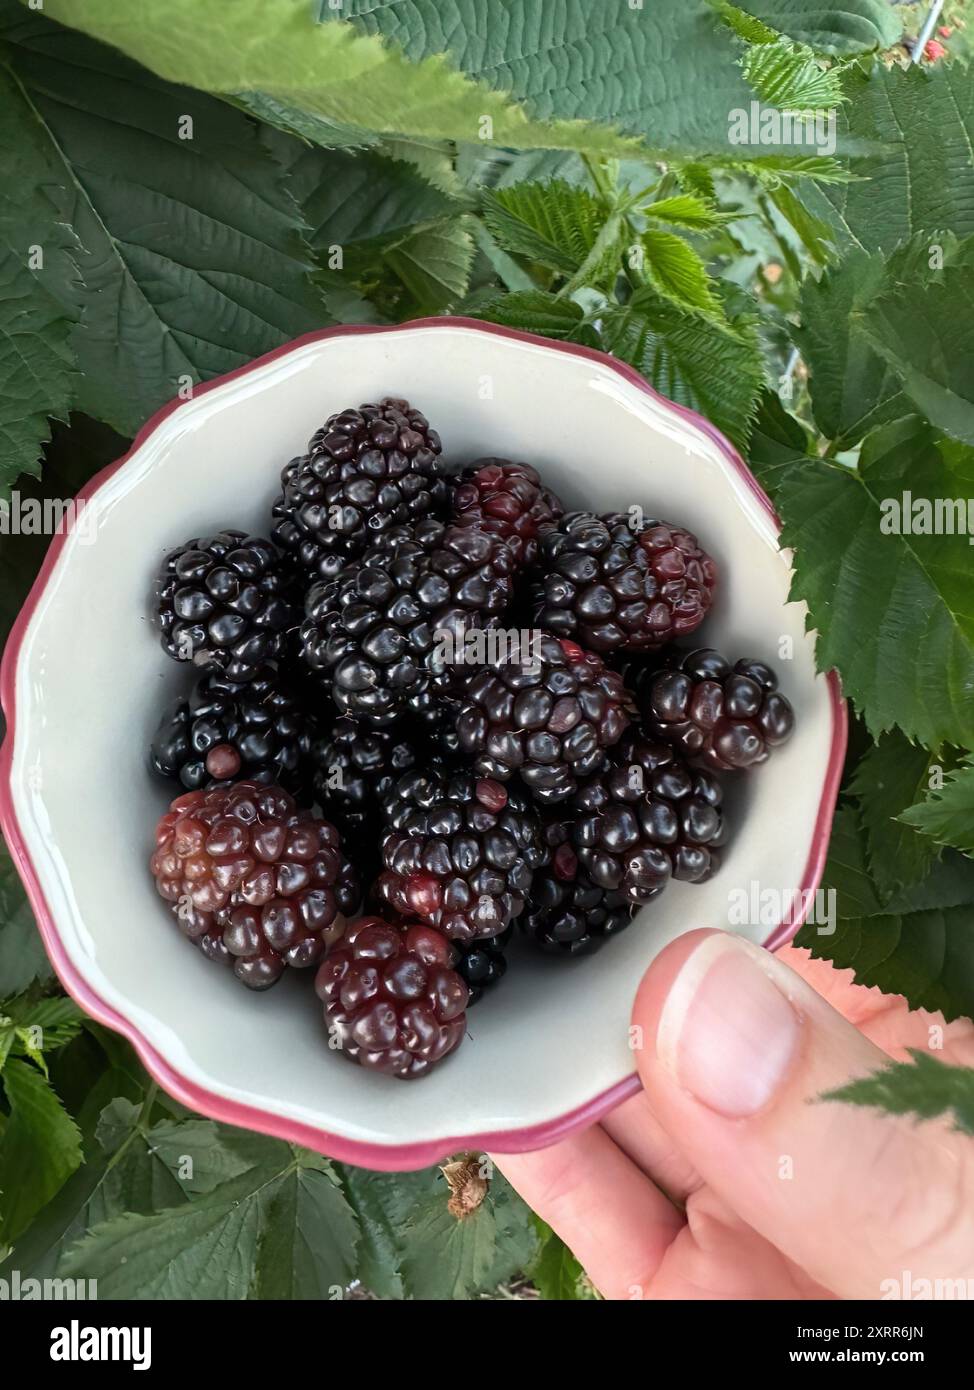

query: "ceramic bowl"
left=0, top=319, right=845, bottom=1169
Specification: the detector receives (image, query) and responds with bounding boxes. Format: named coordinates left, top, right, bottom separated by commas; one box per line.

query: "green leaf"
left=471, top=290, right=586, bottom=340
left=1, top=13, right=327, bottom=437
left=600, top=285, right=765, bottom=449
left=62, top=1162, right=286, bottom=1299
left=797, top=806, right=974, bottom=1023
left=0, top=257, right=75, bottom=496
left=823, top=1051, right=974, bottom=1136
left=0, top=1096, right=190, bottom=1277
left=399, top=1170, right=538, bottom=1300
left=333, top=0, right=886, bottom=150
left=481, top=181, right=608, bottom=279
left=280, top=139, right=461, bottom=255
left=734, top=153, right=852, bottom=186
left=0, top=834, right=52, bottom=996
left=641, top=230, right=723, bottom=316
left=470, top=221, right=537, bottom=294
left=383, top=217, right=475, bottom=314
left=900, top=756, right=974, bottom=859
left=746, top=388, right=810, bottom=499
left=336, top=1166, right=432, bottom=1300
left=711, top=1, right=779, bottom=45
left=741, top=1, right=900, bottom=54
left=4, top=996, right=84, bottom=1059
left=819, top=63, right=974, bottom=255
left=741, top=41, right=846, bottom=111
left=0, top=1058, right=82, bottom=1244
left=765, top=181, right=835, bottom=265
left=644, top=193, right=737, bottom=232
left=777, top=417, right=974, bottom=747
left=849, top=733, right=944, bottom=898
left=861, top=261, right=974, bottom=447
left=112, top=1108, right=270, bottom=1197
left=529, top=1218, right=590, bottom=1300
left=255, top=1152, right=359, bottom=1299
left=797, top=248, right=909, bottom=447
left=0, top=61, right=79, bottom=492
left=39, top=0, right=635, bottom=156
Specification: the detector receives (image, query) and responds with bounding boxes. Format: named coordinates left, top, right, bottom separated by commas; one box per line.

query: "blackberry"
left=271, top=398, right=450, bottom=579
left=530, top=511, right=717, bottom=653
left=521, top=865, right=633, bottom=956
left=454, top=632, right=634, bottom=804
left=571, top=732, right=725, bottom=906
left=150, top=780, right=359, bottom=990
left=450, top=458, right=565, bottom=566
left=308, top=715, right=423, bottom=867
left=150, top=667, right=312, bottom=794
left=637, top=648, right=796, bottom=771
left=314, top=917, right=468, bottom=1079
left=299, top=519, right=517, bottom=727
left=376, top=763, right=547, bottom=942
left=451, top=924, right=512, bottom=1004
left=154, top=531, right=296, bottom=683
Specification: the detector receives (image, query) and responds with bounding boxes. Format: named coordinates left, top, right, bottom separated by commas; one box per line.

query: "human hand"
left=495, top=929, right=974, bottom=1299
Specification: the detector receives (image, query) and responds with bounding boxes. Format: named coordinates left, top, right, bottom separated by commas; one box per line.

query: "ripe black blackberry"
left=154, top=531, right=296, bottom=683
left=451, top=924, right=512, bottom=1003
left=299, top=519, right=517, bottom=727
left=315, top=917, right=468, bottom=1079
left=521, top=866, right=634, bottom=956
left=150, top=667, right=312, bottom=794
left=150, top=780, right=360, bottom=990
left=634, top=648, right=796, bottom=771
left=376, top=763, right=547, bottom=942
left=271, top=398, right=450, bottom=579
left=454, top=632, right=634, bottom=804
left=571, top=732, right=725, bottom=906
left=308, top=715, right=423, bottom=843
left=530, top=511, right=717, bottom=653
left=450, top=458, right=565, bottom=566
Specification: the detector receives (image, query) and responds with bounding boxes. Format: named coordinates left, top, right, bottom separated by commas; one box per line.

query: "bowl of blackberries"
left=4, top=322, right=843, bottom=1162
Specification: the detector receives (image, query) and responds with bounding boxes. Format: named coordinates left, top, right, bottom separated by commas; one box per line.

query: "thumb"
left=635, top=929, right=974, bottom=1299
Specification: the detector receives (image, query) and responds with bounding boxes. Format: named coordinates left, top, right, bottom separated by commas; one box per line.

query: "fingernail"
left=656, top=933, right=802, bottom=1117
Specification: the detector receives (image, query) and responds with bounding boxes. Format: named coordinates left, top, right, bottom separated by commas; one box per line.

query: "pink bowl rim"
left=0, top=316, right=847, bottom=1172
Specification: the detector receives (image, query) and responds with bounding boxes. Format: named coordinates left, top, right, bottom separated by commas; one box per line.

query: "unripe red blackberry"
left=454, top=632, right=634, bottom=804
left=150, top=780, right=359, bottom=989
left=571, top=732, right=725, bottom=906
left=154, top=531, right=296, bottom=683
left=272, top=398, right=450, bottom=579
left=450, top=458, right=565, bottom=565
left=634, top=648, right=796, bottom=771
left=530, top=511, right=717, bottom=652
left=314, top=917, right=468, bottom=1079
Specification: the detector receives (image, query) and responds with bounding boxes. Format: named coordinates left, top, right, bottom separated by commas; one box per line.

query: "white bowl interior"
left=7, top=325, right=836, bottom=1160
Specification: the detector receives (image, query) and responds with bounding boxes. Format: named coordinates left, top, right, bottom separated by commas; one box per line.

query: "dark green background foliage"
left=1, top=0, right=973, bottom=1297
